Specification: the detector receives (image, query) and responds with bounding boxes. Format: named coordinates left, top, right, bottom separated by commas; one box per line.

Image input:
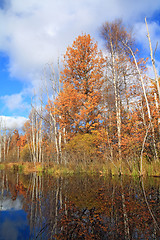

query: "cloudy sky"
left=0, top=0, right=160, bottom=129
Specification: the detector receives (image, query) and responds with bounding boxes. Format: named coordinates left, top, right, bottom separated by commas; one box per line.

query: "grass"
left=17, top=164, right=25, bottom=173
left=0, top=159, right=160, bottom=177
left=0, top=163, right=5, bottom=170
left=47, top=167, right=74, bottom=176
left=142, top=160, right=160, bottom=176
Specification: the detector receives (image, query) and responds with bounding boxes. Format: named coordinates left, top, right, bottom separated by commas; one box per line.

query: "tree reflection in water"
left=0, top=170, right=160, bottom=239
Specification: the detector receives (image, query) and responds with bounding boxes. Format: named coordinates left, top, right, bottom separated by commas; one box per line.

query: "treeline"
left=0, top=19, right=160, bottom=175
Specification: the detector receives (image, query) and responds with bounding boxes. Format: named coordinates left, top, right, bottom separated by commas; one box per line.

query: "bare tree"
left=145, top=17, right=160, bottom=135
left=41, top=61, right=68, bottom=165
left=145, top=17, right=160, bottom=100
left=122, top=39, right=158, bottom=162
left=100, top=20, right=135, bottom=172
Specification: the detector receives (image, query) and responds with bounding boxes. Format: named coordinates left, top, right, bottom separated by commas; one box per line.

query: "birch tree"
left=100, top=20, right=135, bottom=171
left=44, top=62, right=63, bottom=164
left=122, top=40, right=158, bottom=162
left=24, top=105, right=43, bottom=164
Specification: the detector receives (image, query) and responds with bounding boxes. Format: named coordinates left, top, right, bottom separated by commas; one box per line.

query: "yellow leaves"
left=65, top=133, right=100, bottom=161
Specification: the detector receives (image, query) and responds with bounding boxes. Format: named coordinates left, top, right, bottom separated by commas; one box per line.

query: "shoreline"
left=0, top=161, right=160, bottom=177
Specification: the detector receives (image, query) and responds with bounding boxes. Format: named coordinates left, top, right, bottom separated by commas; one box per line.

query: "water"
left=0, top=170, right=160, bottom=239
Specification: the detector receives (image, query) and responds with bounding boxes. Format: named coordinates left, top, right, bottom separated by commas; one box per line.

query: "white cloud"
left=133, top=21, right=160, bottom=50
left=146, top=60, right=160, bottom=80
left=133, top=21, right=160, bottom=77
left=1, top=93, right=23, bottom=111
left=0, top=0, right=160, bottom=86
left=0, top=116, right=28, bottom=129
left=0, top=89, right=31, bottom=114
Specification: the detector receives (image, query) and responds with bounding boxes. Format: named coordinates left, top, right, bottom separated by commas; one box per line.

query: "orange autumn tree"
left=55, top=34, right=105, bottom=138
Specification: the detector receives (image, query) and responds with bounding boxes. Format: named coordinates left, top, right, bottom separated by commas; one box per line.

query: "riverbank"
left=0, top=160, right=160, bottom=177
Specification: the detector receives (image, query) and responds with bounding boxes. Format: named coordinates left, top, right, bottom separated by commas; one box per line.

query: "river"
left=0, top=170, right=160, bottom=239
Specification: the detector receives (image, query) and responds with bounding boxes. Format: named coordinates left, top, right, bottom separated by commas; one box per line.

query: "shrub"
left=65, top=133, right=101, bottom=165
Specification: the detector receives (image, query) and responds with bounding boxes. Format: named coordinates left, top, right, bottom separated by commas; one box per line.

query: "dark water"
left=0, top=170, right=160, bottom=240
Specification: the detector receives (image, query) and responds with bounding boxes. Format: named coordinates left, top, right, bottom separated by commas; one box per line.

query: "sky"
left=0, top=0, right=160, bottom=129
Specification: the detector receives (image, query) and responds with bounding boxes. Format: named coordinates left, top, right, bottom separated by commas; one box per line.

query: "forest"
left=0, top=19, right=160, bottom=176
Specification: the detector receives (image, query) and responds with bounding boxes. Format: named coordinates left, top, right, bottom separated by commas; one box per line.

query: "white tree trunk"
left=110, top=39, right=122, bottom=170
left=145, top=17, right=160, bottom=100
left=122, top=41, right=158, bottom=161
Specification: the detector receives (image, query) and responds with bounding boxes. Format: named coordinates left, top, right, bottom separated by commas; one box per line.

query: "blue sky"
left=0, top=0, right=160, bottom=129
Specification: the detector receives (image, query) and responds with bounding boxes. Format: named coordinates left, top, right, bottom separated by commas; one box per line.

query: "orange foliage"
left=54, top=34, right=105, bottom=138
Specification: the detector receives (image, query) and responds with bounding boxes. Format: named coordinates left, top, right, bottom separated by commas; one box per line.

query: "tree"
left=55, top=34, right=104, bottom=138
left=44, top=62, right=63, bottom=164
left=23, top=106, right=43, bottom=164
left=100, top=19, right=142, bottom=170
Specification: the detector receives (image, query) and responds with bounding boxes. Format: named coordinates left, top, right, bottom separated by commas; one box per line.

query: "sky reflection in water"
left=0, top=209, right=30, bottom=240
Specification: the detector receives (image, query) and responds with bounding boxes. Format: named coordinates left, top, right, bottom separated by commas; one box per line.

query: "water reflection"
left=0, top=170, right=160, bottom=239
